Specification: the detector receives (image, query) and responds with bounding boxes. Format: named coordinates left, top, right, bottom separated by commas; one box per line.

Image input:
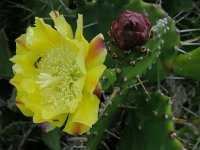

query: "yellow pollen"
left=36, top=44, right=84, bottom=111
left=36, top=73, right=61, bottom=88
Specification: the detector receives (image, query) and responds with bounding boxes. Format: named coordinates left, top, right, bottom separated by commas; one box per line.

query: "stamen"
left=36, top=73, right=60, bottom=88
left=35, top=44, right=84, bottom=112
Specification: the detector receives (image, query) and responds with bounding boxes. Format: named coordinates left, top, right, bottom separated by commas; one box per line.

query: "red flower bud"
left=110, top=10, right=151, bottom=50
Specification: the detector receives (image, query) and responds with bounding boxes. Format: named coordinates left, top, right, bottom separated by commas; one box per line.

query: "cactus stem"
left=104, top=129, right=120, bottom=140
left=174, top=46, right=187, bottom=54
left=84, top=21, right=98, bottom=29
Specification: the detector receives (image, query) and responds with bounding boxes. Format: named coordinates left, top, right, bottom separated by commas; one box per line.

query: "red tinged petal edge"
left=72, top=123, right=82, bottom=135
left=16, top=100, right=24, bottom=105
left=93, top=84, right=102, bottom=98
left=86, top=35, right=106, bottom=63
left=16, top=39, right=28, bottom=49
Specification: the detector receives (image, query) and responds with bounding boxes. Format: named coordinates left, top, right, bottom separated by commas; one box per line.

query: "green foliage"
left=0, top=30, right=13, bottom=79
left=119, top=91, right=183, bottom=150
left=42, top=129, right=61, bottom=150
left=86, top=15, right=179, bottom=149
left=100, top=68, right=117, bottom=91
left=163, top=0, right=193, bottom=16
left=173, top=47, right=200, bottom=81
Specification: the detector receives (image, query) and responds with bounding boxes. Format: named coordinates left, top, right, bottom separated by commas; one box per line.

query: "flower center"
left=36, top=44, right=83, bottom=111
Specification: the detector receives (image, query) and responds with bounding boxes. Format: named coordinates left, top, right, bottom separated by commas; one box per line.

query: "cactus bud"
left=109, top=10, right=151, bottom=50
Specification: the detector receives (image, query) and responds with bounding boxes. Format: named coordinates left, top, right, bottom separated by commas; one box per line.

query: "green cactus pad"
left=100, top=68, right=117, bottom=91
left=86, top=88, right=128, bottom=150
left=173, top=47, right=200, bottom=81
left=119, top=91, right=183, bottom=150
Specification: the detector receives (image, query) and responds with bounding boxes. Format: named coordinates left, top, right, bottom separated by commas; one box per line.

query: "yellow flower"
left=10, top=11, right=107, bottom=135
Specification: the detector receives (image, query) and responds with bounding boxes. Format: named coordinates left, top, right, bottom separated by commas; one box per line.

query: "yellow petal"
left=64, top=122, right=90, bottom=135
left=16, top=99, right=33, bottom=116
left=75, top=14, right=83, bottom=41
left=50, top=11, right=73, bottom=39
left=25, top=17, right=63, bottom=51
left=12, top=64, right=23, bottom=74
left=49, top=114, right=68, bottom=127
left=14, top=87, right=34, bottom=116
left=21, top=78, right=36, bottom=94
left=63, top=92, right=99, bottom=135
left=86, top=34, right=107, bottom=68
left=15, top=34, right=30, bottom=55
left=76, top=44, right=87, bottom=74
left=84, top=64, right=106, bottom=94
left=74, top=14, right=90, bottom=57
left=33, top=113, right=67, bottom=128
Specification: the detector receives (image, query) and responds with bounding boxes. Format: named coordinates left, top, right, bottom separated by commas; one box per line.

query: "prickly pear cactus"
left=85, top=15, right=181, bottom=150
left=1, top=0, right=200, bottom=150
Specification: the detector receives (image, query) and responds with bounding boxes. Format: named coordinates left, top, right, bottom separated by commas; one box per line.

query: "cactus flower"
left=110, top=10, right=151, bottom=50
left=10, top=11, right=107, bottom=135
